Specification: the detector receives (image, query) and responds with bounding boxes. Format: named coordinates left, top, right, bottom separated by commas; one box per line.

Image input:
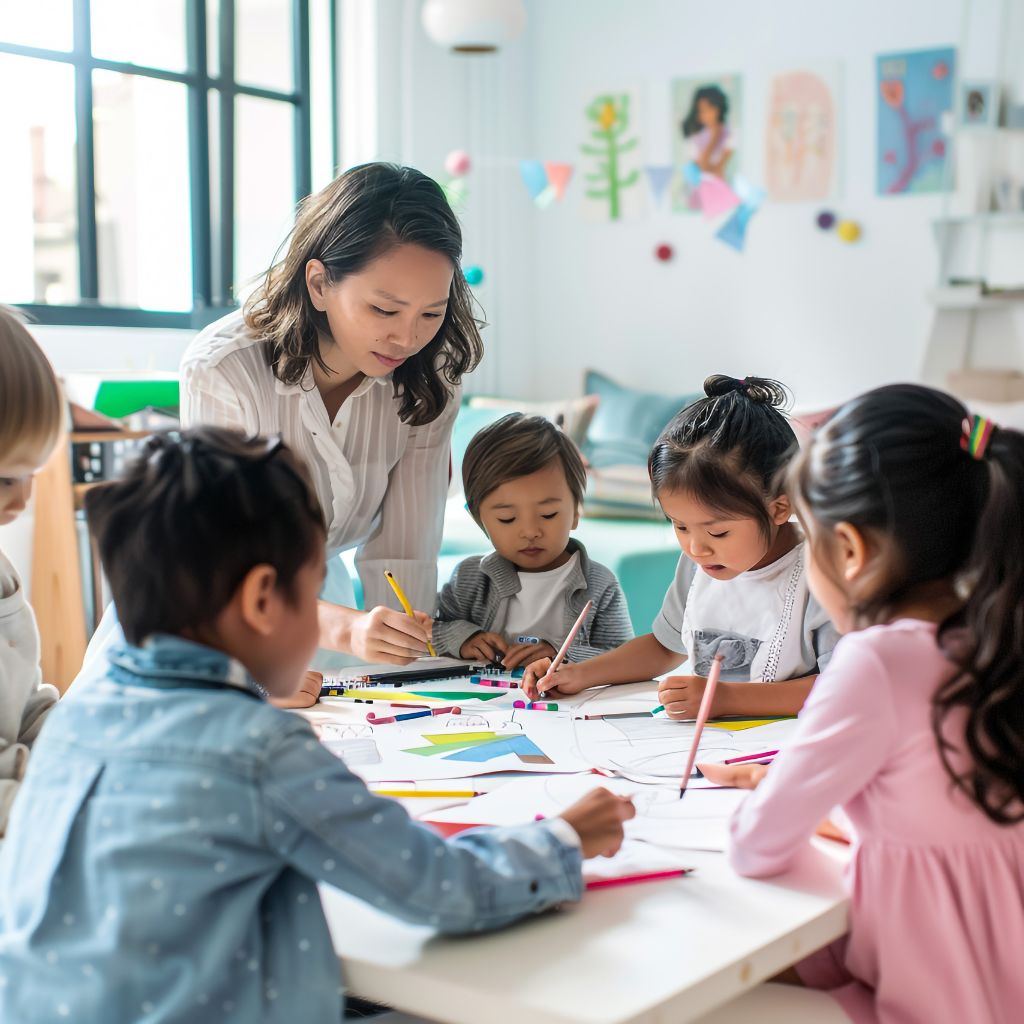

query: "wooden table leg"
left=31, top=438, right=88, bottom=693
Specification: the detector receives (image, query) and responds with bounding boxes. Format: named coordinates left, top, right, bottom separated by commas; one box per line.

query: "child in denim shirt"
left=0, top=428, right=634, bottom=1023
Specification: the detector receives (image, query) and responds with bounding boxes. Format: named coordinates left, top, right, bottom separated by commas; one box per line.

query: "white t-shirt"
left=652, top=542, right=838, bottom=682
left=503, top=552, right=581, bottom=645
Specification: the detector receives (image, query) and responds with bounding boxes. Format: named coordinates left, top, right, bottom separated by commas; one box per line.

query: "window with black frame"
left=0, top=0, right=336, bottom=328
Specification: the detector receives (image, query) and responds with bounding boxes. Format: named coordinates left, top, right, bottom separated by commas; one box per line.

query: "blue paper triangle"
left=519, top=160, right=548, bottom=200
left=644, top=165, right=674, bottom=206
left=715, top=205, right=753, bottom=252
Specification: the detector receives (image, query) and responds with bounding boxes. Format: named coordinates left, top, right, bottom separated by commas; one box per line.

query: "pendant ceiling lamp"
left=421, top=0, right=526, bottom=54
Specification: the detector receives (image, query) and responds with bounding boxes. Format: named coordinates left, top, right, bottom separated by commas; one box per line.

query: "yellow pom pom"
left=837, top=220, right=861, bottom=243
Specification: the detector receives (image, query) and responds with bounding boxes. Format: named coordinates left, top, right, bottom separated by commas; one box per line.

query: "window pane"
left=91, top=0, right=187, bottom=73
left=0, top=55, right=78, bottom=304
left=0, top=1, right=73, bottom=51
left=235, top=96, right=295, bottom=293
left=236, top=0, right=293, bottom=92
left=207, top=0, right=220, bottom=77
left=310, top=0, right=334, bottom=190
left=93, top=71, right=192, bottom=310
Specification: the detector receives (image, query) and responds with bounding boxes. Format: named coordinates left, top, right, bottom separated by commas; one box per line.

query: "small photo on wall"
left=959, top=80, right=1000, bottom=129
left=671, top=74, right=743, bottom=212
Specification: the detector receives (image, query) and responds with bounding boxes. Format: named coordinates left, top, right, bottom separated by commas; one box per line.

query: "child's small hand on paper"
left=460, top=631, right=508, bottom=663
left=696, top=762, right=768, bottom=789
left=271, top=670, right=323, bottom=710
left=658, top=674, right=722, bottom=720
left=559, top=787, right=636, bottom=859
left=521, top=659, right=589, bottom=701
left=501, top=640, right=556, bottom=672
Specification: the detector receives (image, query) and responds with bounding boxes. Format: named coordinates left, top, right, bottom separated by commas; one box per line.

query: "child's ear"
left=768, top=494, right=792, bottom=526
left=237, top=564, right=281, bottom=637
left=572, top=503, right=581, bottom=530
left=833, top=522, right=869, bottom=582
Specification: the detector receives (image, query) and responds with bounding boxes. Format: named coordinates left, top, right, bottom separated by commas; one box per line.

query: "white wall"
left=364, top=0, right=537, bottom=397
left=514, top=0, right=1024, bottom=410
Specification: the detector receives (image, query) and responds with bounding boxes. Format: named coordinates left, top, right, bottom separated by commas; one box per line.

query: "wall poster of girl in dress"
left=672, top=74, right=742, bottom=212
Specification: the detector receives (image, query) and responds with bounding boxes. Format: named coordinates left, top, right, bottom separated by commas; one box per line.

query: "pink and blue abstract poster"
left=876, top=47, right=955, bottom=195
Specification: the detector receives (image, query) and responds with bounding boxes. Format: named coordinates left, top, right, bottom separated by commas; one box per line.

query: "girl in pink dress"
left=712, top=384, right=1024, bottom=1023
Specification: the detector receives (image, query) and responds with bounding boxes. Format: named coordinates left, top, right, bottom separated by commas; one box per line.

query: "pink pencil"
left=585, top=868, right=691, bottom=891
left=537, top=600, right=593, bottom=695
left=680, top=654, right=724, bottom=800
left=723, top=749, right=778, bottom=765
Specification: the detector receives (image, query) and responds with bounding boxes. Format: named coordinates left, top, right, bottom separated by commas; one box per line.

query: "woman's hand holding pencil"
left=349, top=606, right=434, bottom=665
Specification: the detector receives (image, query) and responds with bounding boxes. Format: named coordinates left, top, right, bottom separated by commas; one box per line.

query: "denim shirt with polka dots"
left=0, top=634, right=584, bottom=1023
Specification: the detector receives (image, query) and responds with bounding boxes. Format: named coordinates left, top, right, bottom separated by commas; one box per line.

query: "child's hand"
left=271, top=670, right=323, bottom=709
left=351, top=606, right=431, bottom=665
left=559, top=787, right=636, bottom=859
left=696, top=762, right=768, bottom=789
left=501, top=640, right=556, bottom=672
left=521, top=660, right=590, bottom=701
left=460, top=631, right=508, bottom=663
left=657, top=674, right=724, bottom=720
left=815, top=817, right=851, bottom=845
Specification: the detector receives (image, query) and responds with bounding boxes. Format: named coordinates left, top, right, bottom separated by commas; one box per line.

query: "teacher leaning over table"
left=180, top=163, right=482, bottom=685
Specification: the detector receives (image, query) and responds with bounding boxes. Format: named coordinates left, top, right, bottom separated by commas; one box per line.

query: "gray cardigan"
left=433, top=540, right=635, bottom=661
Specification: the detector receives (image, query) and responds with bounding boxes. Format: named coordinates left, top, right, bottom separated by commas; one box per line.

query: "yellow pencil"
left=371, top=789, right=481, bottom=799
left=384, top=569, right=438, bottom=657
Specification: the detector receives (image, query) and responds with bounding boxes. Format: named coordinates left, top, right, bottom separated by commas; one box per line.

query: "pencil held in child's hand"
left=680, top=654, right=724, bottom=800
left=536, top=600, right=592, bottom=695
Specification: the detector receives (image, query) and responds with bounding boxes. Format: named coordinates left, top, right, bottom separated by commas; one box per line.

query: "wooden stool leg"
left=31, top=439, right=88, bottom=693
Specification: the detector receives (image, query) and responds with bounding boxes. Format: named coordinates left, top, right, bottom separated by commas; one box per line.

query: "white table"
left=309, top=672, right=850, bottom=1023
left=325, top=842, right=849, bottom=1024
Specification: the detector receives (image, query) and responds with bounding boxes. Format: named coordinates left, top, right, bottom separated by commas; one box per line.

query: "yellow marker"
left=384, top=569, right=438, bottom=657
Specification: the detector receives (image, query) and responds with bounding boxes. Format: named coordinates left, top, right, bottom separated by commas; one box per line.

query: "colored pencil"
left=536, top=600, right=593, bottom=695
left=371, top=789, right=483, bottom=799
left=585, top=869, right=691, bottom=891
left=680, top=654, right=724, bottom=800
left=384, top=569, right=438, bottom=657
left=366, top=706, right=461, bottom=725
left=723, top=749, right=779, bottom=765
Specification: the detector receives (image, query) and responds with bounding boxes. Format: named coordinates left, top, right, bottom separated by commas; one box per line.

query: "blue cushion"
left=450, top=401, right=509, bottom=490
left=583, top=370, right=701, bottom=468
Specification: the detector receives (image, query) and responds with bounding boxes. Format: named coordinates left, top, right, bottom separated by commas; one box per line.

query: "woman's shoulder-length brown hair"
left=244, top=162, right=483, bottom=426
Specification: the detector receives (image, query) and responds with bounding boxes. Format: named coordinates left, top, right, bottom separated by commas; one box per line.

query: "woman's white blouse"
left=180, top=311, right=459, bottom=612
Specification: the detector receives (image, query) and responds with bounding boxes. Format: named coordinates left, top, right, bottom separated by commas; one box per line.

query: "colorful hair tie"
left=961, top=414, right=995, bottom=460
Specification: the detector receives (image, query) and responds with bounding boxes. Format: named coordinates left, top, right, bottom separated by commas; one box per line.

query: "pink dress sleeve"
left=728, top=632, right=898, bottom=877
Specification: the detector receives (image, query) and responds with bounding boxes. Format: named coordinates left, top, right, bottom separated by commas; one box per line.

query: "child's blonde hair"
left=0, top=306, right=63, bottom=462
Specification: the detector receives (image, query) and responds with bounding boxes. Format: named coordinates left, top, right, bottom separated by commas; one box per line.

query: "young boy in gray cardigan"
left=434, top=414, right=634, bottom=670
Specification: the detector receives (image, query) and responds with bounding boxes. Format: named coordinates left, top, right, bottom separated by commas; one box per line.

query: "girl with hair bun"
left=523, top=374, right=838, bottom=718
